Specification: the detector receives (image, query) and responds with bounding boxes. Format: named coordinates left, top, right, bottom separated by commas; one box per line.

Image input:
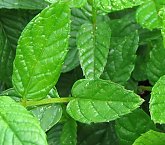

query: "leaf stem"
left=21, top=97, right=72, bottom=107
left=138, top=86, right=152, bottom=92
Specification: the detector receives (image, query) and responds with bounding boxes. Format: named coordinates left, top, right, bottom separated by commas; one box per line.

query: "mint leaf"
left=102, top=31, right=139, bottom=85
left=150, top=75, right=165, bottom=123
left=136, top=0, right=161, bottom=30
left=116, top=109, right=156, bottom=145
left=12, top=3, right=70, bottom=100
left=60, top=119, right=77, bottom=145
left=77, top=20, right=111, bottom=80
left=133, top=130, right=165, bottom=145
left=67, top=79, right=143, bottom=123
left=147, top=39, right=165, bottom=84
left=0, top=96, right=47, bottom=145
left=62, top=4, right=92, bottom=72
left=0, top=0, right=48, bottom=9
left=94, top=0, right=145, bottom=12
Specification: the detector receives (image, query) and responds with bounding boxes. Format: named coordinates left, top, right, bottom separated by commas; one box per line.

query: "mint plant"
left=1, top=0, right=165, bottom=145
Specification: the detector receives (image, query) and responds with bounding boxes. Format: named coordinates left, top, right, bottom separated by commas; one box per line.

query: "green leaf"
left=133, top=130, right=165, bottom=145
left=78, top=122, right=119, bottom=145
left=70, top=0, right=87, bottom=7
left=77, top=20, right=111, bottom=80
left=62, top=4, right=92, bottom=72
left=60, top=119, right=77, bottom=145
left=0, top=96, right=47, bottom=145
left=0, top=10, right=33, bottom=86
left=0, top=0, right=48, bottom=9
left=116, top=109, right=156, bottom=145
left=30, top=87, right=62, bottom=131
left=102, top=31, right=139, bottom=85
left=94, top=0, right=145, bottom=12
left=136, top=0, right=161, bottom=30
left=149, top=75, right=165, bottom=124
left=12, top=3, right=70, bottom=100
left=147, top=39, right=165, bottom=84
left=132, top=45, right=150, bottom=81
left=67, top=79, right=144, bottom=124
left=47, top=123, right=63, bottom=145
left=161, top=7, right=165, bottom=47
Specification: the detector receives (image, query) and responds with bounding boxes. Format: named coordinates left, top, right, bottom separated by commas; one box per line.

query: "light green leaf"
left=147, top=39, right=165, bottom=84
left=70, top=0, right=87, bottom=7
left=116, top=109, right=156, bottom=145
left=67, top=79, right=144, bottom=124
left=161, top=7, right=165, bottom=47
left=0, top=96, right=47, bottom=145
left=30, top=87, right=62, bottom=131
left=102, top=31, right=139, bottom=85
left=60, top=119, right=77, bottom=145
left=133, top=130, right=165, bottom=145
left=0, top=0, right=48, bottom=9
left=94, top=0, right=145, bottom=12
left=77, top=20, right=111, bottom=80
left=136, top=0, right=161, bottom=30
left=12, top=3, right=70, bottom=100
left=62, top=4, right=92, bottom=72
left=150, top=75, right=165, bottom=124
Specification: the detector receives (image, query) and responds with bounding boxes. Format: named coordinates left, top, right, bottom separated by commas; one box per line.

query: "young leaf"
left=30, top=87, right=62, bottom=132
left=147, top=39, right=165, bottom=84
left=12, top=2, right=70, bottom=100
left=136, top=0, right=161, bottom=30
left=77, top=21, right=111, bottom=80
left=150, top=75, right=165, bottom=124
left=94, top=0, right=145, bottom=12
left=60, top=119, right=77, bottom=145
left=0, top=96, right=47, bottom=145
left=133, top=130, right=165, bottom=145
left=67, top=79, right=144, bottom=124
left=0, top=0, right=48, bottom=9
left=102, top=31, right=139, bottom=85
left=116, top=109, right=156, bottom=145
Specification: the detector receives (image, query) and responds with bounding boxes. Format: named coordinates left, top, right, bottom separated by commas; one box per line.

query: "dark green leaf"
left=116, top=109, right=156, bottom=145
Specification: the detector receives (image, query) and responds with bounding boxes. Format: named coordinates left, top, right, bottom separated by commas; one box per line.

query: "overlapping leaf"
left=147, top=39, right=165, bottom=84
left=0, top=10, right=33, bottom=86
left=12, top=3, right=70, bottom=100
left=94, top=0, right=145, bottom=12
left=62, top=3, right=92, bottom=72
left=116, top=109, right=156, bottom=145
left=0, top=96, right=47, bottom=145
left=67, top=79, right=143, bottom=123
left=0, top=0, right=48, bottom=9
left=77, top=20, right=111, bottom=80
left=30, top=87, right=62, bottom=131
left=136, top=0, right=161, bottom=30
left=60, top=119, right=77, bottom=145
left=133, top=130, right=165, bottom=145
left=150, top=75, right=165, bottom=124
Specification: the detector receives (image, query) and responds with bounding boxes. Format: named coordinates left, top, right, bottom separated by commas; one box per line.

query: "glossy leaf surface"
left=12, top=3, right=70, bottom=100
left=77, top=21, right=111, bottom=79
left=150, top=75, right=165, bottom=124
left=0, top=96, right=47, bottom=145
left=133, top=130, right=165, bottom=145
left=67, top=79, right=144, bottom=123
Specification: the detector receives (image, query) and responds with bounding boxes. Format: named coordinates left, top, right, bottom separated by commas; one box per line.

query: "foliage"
left=1, top=0, right=165, bottom=144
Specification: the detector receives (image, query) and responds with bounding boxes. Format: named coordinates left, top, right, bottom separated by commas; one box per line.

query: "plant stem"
left=138, top=86, right=152, bottom=92
left=21, top=97, right=72, bottom=107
